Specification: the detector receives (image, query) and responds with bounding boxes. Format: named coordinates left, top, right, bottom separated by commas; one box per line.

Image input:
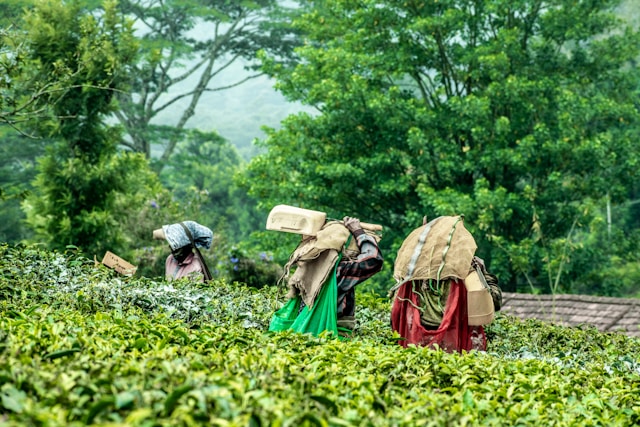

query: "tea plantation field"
left=1, top=244, right=639, bottom=426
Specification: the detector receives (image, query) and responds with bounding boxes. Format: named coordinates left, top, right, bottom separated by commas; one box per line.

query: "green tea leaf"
left=43, top=348, right=81, bottom=360
left=85, top=397, right=114, bottom=424
left=1, top=387, right=26, bottom=413
left=164, top=384, right=194, bottom=415
left=310, top=395, right=337, bottom=414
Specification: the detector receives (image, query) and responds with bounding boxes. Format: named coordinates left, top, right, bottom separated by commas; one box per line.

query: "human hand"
left=472, top=256, right=486, bottom=273
left=343, top=216, right=362, bottom=234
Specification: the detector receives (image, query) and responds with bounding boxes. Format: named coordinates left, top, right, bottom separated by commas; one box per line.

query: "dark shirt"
left=336, top=229, right=383, bottom=318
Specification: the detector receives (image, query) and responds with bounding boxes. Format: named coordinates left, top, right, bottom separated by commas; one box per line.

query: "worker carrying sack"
left=266, top=205, right=381, bottom=338
left=391, top=216, right=497, bottom=352
left=393, top=215, right=495, bottom=326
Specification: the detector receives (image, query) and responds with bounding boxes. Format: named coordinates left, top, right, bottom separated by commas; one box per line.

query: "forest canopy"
left=246, top=0, right=640, bottom=295
left=1, top=0, right=640, bottom=297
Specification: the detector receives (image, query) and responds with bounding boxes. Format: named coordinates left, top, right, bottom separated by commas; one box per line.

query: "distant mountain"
left=153, top=59, right=313, bottom=161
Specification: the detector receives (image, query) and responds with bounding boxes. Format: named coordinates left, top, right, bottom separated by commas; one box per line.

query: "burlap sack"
left=283, top=221, right=351, bottom=307
left=464, top=269, right=495, bottom=325
left=394, top=215, right=477, bottom=283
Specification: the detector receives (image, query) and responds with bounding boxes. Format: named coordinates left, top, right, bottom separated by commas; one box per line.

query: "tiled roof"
left=501, top=292, right=640, bottom=338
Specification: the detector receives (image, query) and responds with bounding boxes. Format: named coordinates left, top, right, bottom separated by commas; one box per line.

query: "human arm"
left=473, top=256, right=502, bottom=312
left=337, top=217, right=384, bottom=290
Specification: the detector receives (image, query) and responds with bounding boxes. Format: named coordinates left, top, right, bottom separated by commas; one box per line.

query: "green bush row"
left=1, top=244, right=639, bottom=426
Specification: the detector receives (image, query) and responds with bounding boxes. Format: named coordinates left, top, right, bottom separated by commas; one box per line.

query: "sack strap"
left=179, top=222, right=213, bottom=282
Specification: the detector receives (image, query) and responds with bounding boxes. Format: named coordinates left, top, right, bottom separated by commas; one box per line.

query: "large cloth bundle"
left=157, top=221, right=213, bottom=250
left=269, top=255, right=341, bottom=337
left=394, top=216, right=477, bottom=283
left=282, top=221, right=350, bottom=308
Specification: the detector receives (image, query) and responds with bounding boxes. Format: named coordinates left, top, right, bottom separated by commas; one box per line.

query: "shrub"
left=2, top=243, right=640, bottom=426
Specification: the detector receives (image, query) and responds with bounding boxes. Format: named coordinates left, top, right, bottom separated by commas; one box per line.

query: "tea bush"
left=1, top=244, right=639, bottom=426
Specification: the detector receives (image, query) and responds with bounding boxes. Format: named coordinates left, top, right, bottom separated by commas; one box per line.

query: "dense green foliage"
left=160, top=130, right=261, bottom=239
left=2, top=244, right=640, bottom=425
left=0, top=1, right=41, bottom=133
left=0, top=130, right=43, bottom=242
left=2, top=0, right=640, bottom=301
left=19, top=0, right=145, bottom=257
left=247, top=0, right=640, bottom=295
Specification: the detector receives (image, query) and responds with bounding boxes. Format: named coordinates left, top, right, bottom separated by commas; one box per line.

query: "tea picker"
left=390, top=215, right=503, bottom=352
left=266, top=205, right=384, bottom=338
left=153, top=220, right=213, bottom=282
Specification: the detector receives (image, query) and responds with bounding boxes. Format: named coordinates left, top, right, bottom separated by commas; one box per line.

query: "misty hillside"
left=153, top=59, right=314, bottom=161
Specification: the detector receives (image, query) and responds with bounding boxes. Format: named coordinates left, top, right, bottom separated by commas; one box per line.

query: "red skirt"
left=391, top=279, right=486, bottom=352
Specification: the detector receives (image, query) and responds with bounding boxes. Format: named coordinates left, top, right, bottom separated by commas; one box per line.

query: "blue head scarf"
left=162, top=221, right=213, bottom=251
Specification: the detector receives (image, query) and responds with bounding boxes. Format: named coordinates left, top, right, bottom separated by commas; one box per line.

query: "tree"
left=160, top=129, right=262, bottom=237
left=1, top=3, right=65, bottom=243
left=245, top=0, right=640, bottom=293
left=0, top=128, right=44, bottom=242
left=1, top=0, right=106, bottom=132
left=22, top=0, right=142, bottom=257
left=0, top=24, right=48, bottom=135
left=112, top=0, right=302, bottom=170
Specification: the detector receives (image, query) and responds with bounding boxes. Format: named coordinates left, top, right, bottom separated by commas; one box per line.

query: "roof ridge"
left=502, top=292, right=639, bottom=306
left=501, top=292, right=640, bottom=338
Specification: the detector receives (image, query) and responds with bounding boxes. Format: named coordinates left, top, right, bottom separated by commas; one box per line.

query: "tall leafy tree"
left=22, top=0, right=142, bottom=257
left=113, top=0, right=302, bottom=170
left=1, top=0, right=104, bottom=132
left=1, top=21, right=43, bottom=135
left=1, top=4, right=58, bottom=243
left=0, top=22, right=41, bottom=242
left=246, top=0, right=640, bottom=293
